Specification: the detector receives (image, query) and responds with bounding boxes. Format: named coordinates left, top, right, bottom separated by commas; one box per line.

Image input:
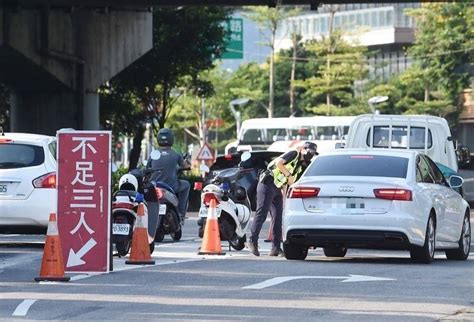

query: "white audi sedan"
left=283, top=149, right=471, bottom=264
left=0, top=133, right=57, bottom=234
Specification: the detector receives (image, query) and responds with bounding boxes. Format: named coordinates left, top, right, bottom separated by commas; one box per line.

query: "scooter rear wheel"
left=230, top=235, right=246, bottom=251
left=116, top=240, right=131, bottom=257
left=154, top=229, right=165, bottom=242
left=170, top=228, right=182, bottom=241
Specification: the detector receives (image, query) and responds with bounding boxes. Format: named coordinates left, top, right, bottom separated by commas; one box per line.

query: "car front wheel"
left=283, top=242, right=308, bottom=260
left=445, top=213, right=471, bottom=260
left=410, top=214, right=435, bottom=264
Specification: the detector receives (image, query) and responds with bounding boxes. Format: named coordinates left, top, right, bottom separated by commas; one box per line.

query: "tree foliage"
left=406, top=3, right=474, bottom=110
left=100, top=7, right=230, bottom=168
left=242, top=6, right=300, bottom=117
left=295, top=30, right=368, bottom=115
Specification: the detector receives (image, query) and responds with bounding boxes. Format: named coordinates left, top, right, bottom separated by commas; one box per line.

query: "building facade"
left=275, top=3, right=421, bottom=81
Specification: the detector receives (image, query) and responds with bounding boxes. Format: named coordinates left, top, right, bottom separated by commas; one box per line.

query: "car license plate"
left=112, top=223, right=130, bottom=235
left=159, top=204, right=167, bottom=215
left=0, top=184, right=8, bottom=194
left=346, top=198, right=365, bottom=209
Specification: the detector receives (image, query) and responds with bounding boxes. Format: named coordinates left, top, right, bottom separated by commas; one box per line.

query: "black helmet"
left=157, top=128, right=174, bottom=147
left=302, top=141, right=318, bottom=156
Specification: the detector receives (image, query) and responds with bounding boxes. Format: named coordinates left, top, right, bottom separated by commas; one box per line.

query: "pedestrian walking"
left=247, top=141, right=318, bottom=256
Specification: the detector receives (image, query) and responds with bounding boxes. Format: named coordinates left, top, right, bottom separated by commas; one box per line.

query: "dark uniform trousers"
left=250, top=177, right=283, bottom=250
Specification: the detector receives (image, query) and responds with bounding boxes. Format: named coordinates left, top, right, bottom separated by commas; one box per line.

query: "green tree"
left=100, top=7, right=230, bottom=169
left=406, top=3, right=474, bottom=108
left=243, top=6, right=300, bottom=118
left=295, top=29, right=368, bottom=116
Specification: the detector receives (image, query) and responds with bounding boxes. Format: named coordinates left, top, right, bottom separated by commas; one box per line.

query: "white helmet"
left=118, top=174, right=138, bottom=191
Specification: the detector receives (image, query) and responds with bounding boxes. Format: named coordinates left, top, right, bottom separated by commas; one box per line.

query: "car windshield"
left=305, top=154, right=409, bottom=178
left=0, top=144, right=45, bottom=169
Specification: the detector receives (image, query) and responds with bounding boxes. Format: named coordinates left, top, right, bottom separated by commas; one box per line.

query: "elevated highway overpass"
left=0, top=1, right=422, bottom=134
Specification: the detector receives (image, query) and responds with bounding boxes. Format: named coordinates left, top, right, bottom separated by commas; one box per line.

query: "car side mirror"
left=241, top=151, right=251, bottom=162
left=449, top=175, right=464, bottom=189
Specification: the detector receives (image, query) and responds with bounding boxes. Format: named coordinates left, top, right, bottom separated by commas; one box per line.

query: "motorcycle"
left=112, top=169, right=161, bottom=257
left=196, top=152, right=252, bottom=251
left=146, top=150, right=190, bottom=242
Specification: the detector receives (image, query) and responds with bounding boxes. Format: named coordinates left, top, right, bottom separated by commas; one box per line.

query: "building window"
left=321, top=17, right=328, bottom=33
left=371, top=11, right=378, bottom=27
left=387, top=10, right=393, bottom=26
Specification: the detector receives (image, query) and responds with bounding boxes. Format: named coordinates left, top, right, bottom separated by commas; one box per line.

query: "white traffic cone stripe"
left=47, top=214, right=59, bottom=236
left=208, top=204, right=217, bottom=220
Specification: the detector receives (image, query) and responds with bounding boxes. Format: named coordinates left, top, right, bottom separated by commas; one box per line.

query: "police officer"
left=148, top=128, right=190, bottom=220
left=247, top=141, right=318, bottom=256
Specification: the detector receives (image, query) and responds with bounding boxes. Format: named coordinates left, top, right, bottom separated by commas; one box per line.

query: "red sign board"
left=57, top=130, right=111, bottom=273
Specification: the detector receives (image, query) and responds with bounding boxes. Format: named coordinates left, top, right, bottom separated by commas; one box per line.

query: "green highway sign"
left=222, top=18, right=243, bottom=59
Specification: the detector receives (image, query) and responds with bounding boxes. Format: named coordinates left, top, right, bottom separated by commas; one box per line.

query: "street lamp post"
left=229, top=98, right=250, bottom=137
left=368, top=96, right=389, bottom=114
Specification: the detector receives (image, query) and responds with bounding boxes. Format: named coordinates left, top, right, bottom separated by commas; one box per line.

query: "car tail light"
left=224, top=154, right=233, bottom=160
left=288, top=187, right=320, bottom=199
left=373, top=188, right=412, bottom=201
left=33, top=172, right=56, bottom=188
left=203, top=192, right=219, bottom=206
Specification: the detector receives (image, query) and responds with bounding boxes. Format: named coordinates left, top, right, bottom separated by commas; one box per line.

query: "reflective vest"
left=270, top=153, right=302, bottom=188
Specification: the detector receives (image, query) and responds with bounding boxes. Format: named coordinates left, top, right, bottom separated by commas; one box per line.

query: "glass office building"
left=275, top=3, right=421, bottom=81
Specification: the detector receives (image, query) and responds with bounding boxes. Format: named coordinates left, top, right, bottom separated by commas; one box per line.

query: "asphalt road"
left=1, top=169, right=474, bottom=321
left=1, top=214, right=473, bottom=321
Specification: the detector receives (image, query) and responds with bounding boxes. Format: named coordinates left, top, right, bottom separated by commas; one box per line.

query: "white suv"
left=0, top=132, right=57, bottom=234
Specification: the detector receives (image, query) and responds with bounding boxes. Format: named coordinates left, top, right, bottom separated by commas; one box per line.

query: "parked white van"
left=225, top=116, right=355, bottom=154
left=345, top=114, right=458, bottom=172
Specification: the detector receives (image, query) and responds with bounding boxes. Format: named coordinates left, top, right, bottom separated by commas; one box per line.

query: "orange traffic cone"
left=35, top=213, right=70, bottom=282
left=126, top=203, right=155, bottom=265
left=198, top=199, right=225, bottom=255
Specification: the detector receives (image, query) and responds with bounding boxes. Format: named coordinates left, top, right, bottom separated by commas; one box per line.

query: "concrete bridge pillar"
left=0, top=5, right=152, bottom=135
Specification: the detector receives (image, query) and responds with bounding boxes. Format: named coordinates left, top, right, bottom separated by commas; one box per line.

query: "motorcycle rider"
left=247, top=141, right=318, bottom=256
left=147, top=128, right=190, bottom=220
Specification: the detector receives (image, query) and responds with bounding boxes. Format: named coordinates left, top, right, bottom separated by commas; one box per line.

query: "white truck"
left=344, top=114, right=459, bottom=172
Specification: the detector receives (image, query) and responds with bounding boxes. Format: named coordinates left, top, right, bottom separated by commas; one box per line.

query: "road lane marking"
left=12, top=299, right=37, bottom=316
left=1, top=292, right=465, bottom=319
left=243, top=275, right=396, bottom=289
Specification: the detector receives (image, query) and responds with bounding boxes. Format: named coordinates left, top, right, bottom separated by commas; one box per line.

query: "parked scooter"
left=112, top=168, right=161, bottom=256
left=196, top=152, right=252, bottom=250
left=146, top=150, right=190, bottom=242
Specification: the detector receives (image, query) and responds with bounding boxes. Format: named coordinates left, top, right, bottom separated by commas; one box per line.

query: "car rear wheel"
left=283, top=242, right=308, bottom=260
left=323, top=246, right=347, bottom=258
left=410, top=214, right=435, bottom=264
left=445, top=213, right=471, bottom=260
